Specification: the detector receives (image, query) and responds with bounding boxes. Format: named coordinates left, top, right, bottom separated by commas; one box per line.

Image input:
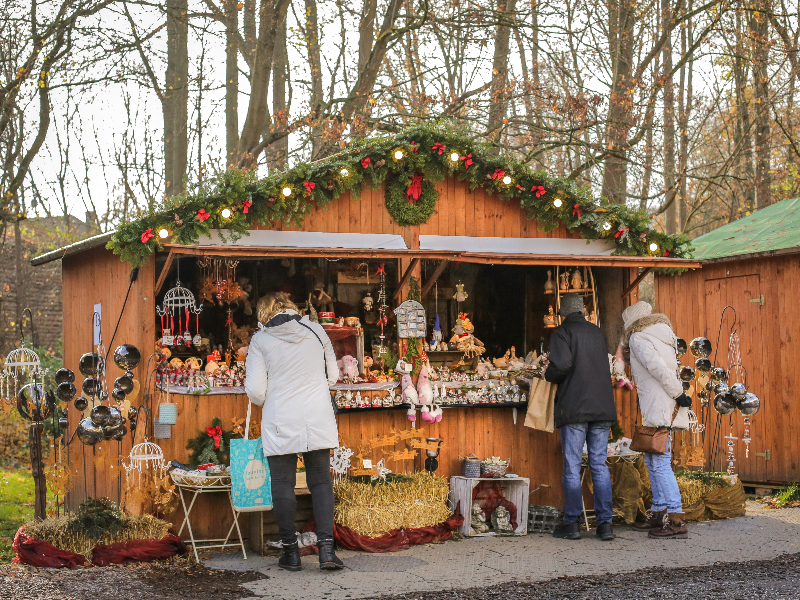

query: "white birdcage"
left=124, top=439, right=168, bottom=486
left=156, top=281, right=202, bottom=316
left=2, top=345, right=46, bottom=405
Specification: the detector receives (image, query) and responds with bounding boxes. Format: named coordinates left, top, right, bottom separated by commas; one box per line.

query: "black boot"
left=278, top=542, right=302, bottom=572
left=552, top=521, right=581, bottom=540
left=596, top=522, right=616, bottom=541
left=318, top=538, right=344, bottom=570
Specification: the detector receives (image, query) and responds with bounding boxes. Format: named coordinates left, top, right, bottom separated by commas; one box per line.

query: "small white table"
left=175, top=482, right=247, bottom=561
left=579, top=452, right=642, bottom=531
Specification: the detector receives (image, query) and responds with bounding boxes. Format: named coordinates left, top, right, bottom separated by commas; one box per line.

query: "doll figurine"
left=544, top=269, right=555, bottom=294
left=491, top=506, right=514, bottom=533
left=543, top=306, right=556, bottom=327
left=417, top=364, right=433, bottom=405
left=453, top=282, right=469, bottom=302
left=571, top=268, right=583, bottom=290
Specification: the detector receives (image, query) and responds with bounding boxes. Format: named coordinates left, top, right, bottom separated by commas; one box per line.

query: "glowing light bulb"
left=502, top=175, right=512, bottom=185
left=221, top=208, right=232, bottom=219
left=340, top=167, right=350, bottom=177
left=282, top=187, right=292, bottom=197
left=553, top=198, right=563, bottom=208
left=450, top=152, right=460, bottom=162
left=394, top=150, right=404, bottom=160
left=603, top=221, right=612, bottom=231
left=158, top=228, right=169, bottom=239
left=649, top=242, right=659, bottom=252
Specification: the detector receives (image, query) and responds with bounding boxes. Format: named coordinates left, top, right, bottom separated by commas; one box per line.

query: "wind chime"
left=197, top=257, right=242, bottom=352
left=157, top=259, right=203, bottom=348
left=375, top=264, right=389, bottom=359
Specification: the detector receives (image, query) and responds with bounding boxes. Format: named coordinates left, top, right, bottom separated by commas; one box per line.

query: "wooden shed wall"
left=61, top=177, right=636, bottom=540
left=655, top=256, right=800, bottom=484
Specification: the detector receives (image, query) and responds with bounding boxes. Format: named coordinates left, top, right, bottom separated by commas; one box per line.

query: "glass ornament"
left=82, top=377, right=100, bottom=396
left=113, top=345, right=141, bottom=371
left=74, top=396, right=89, bottom=411
left=55, top=368, right=75, bottom=384
left=675, top=338, right=687, bottom=357
left=695, top=357, right=712, bottom=372
left=680, top=366, right=696, bottom=382
left=90, top=405, right=112, bottom=427
left=111, top=388, right=126, bottom=402
left=689, top=337, right=712, bottom=358
left=714, top=383, right=730, bottom=396
left=711, top=367, right=728, bottom=383
left=738, top=392, right=761, bottom=416
left=114, top=375, right=134, bottom=394
left=729, top=383, right=747, bottom=402
left=76, top=417, right=104, bottom=445
left=713, top=393, right=736, bottom=415
left=78, top=352, right=102, bottom=376
left=56, top=382, right=77, bottom=401
left=16, top=384, right=56, bottom=422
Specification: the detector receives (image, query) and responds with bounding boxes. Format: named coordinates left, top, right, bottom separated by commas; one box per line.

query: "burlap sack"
left=524, top=378, right=557, bottom=432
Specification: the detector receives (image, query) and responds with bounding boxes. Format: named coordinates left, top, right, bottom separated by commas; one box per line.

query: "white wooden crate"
left=449, top=476, right=530, bottom=536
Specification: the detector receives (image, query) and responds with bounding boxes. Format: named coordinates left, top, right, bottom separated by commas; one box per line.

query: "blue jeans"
left=644, top=436, right=683, bottom=513
left=558, top=421, right=614, bottom=525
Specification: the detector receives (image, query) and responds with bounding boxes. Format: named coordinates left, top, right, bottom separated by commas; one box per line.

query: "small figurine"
left=559, top=271, right=569, bottom=291
left=571, top=268, right=583, bottom=290
left=492, top=350, right=510, bottom=369
left=453, top=282, right=469, bottom=302
left=344, top=389, right=354, bottom=408
left=507, top=347, right=525, bottom=370
left=543, top=305, right=556, bottom=327
left=491, top=506, right=514, bottom=533
left=334, top=390, right=345, bottom=409
left=396, top=359, right=419, bottom=420
left=449, top=313, right=485, bottom=357
left=433, top=314, right=443, bottom=345
left=337, top=316, right=345, bottom=327
left=338, top=355, right=359, bottom=380
left=362, top=292, right=374, bottom=312
left=544, top=269, right=555, bottom=294
left=382, top=392, right=393, bottom=407
left=417, top=363, right=434, bottom=405
left=470, top=503, right=490, bottom=535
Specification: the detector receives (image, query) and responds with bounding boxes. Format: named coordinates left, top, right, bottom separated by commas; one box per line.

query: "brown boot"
left=648, top=512, right=688, bottom=539
left=632, top=509, right=666, bottom=532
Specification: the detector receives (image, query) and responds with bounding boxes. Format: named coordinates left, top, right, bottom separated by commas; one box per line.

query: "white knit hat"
left=622, top=301, right=653, bottom=330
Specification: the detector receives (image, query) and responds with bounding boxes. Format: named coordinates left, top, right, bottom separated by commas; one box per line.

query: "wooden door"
left=703, top=274, right=765, bottom=481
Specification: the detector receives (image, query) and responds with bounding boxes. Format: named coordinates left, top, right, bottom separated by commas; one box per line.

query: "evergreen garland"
left=107, top=121, right=692, bottom=267
left=185, top=417, right=235, bottom=467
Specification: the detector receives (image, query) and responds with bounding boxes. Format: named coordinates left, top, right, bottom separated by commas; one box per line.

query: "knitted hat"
left=622, top=301, right=653, bottom=330
left=559, top=293, right=585, bottom=317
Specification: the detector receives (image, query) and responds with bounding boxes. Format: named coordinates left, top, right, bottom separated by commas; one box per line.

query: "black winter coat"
left=544, top=312, right=617, bottom=428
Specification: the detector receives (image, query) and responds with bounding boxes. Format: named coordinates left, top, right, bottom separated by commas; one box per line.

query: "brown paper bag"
left=524, top=377, right=557, bottom=432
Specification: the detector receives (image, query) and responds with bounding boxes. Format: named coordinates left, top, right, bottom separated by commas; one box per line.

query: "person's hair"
left=257, top=292, right=297, bottom=324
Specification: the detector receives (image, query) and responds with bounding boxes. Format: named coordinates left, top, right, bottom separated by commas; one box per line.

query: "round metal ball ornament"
left=111, top=388, right=126, bottom=402
left=698, top=389, right=708, bottom=401
left=82, top=377, right=100, bottom=396
left=127, top=406, right=138, bottom=421
left=738, top=392, right=761, bottom=416
left=711, top=367, right=728, bottom=383
left=113, top=345, right=141, bottom=371
left=675, top=338, right=688, bottom=358
left=129, top=418, right=137, bottom=432
left=714, top=383, right=730, bottom=396
left=713, top=393, right=737, bottom=415
left=90, top=404, right=112, bottom=427
left=78, top=352, right=102, bottom=377
left=56, top=381, right=77, bottom=402
left=729, top=383, right=747, bottom=402
left=680, top=366, right=696, bottom=382
left=695, top=357, right=712, bottom=372
left=104, top=424, right=128, bottom=441
left=76, top=417, right=104, bottom=445
left=58, top=411, right=69, bottom=430
left=689, top=337, right=712, bottom=358
left=107, top=406, right=124, bottom=427
left=682, top=381, right=692, bottom=391
left=74, top=396, right=89, bottom=412
left=114, top=375, right=134, bottom=394
left=54, top=368, right=75, bottom=384
left=705, top=380, right=716, bottom=392
left=17, top=384, right=56, bottom=422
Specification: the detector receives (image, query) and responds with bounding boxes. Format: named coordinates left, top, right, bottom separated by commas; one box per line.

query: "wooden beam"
left=154, top=249, right=176, bottom=295
left=621, top=266, right=653, bottom=299
left=394, top=257, right=420, bottom=300
left=421, top=260, right=450, bottom=298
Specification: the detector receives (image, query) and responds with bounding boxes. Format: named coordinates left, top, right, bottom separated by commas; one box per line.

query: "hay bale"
left=24, top=513, right=171, bottom=558
left=334, top=472, right=451, bottom=537
left=676, top=472, right=745, bottom=521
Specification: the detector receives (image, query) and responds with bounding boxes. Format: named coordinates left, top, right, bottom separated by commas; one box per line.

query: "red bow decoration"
left=573, top=204, right=582, bottom=218
left=431, top=142, right=446, bottom=155
left=303, top=181, right=316, bottom=197
left=206, top=426, right=222, bottom=450
left=491, top=169, right=506, bottom=180
left=460, top=153, right=473, bottom=168
left=406, top=174, right=423, bottom=204
left=197, top=209, right=210, bottom=222
left=361, top=157, right=371, bottom=168
left=376, top=264, right=386, bottom=276
left=140, top=228, right=154, bottom=243
left=411, top=140, right=419, bottom=152
left=242, top=198, right=252, bottom=214
left=516, top=184, right=524, bottom=190
left=614, top=227, right=629, bottom=239
left=662, top=249, right=670, bottom=257
left=531, top=185, right=546, bottom=197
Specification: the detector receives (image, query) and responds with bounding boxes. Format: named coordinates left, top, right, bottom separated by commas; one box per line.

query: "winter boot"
left=318, top=538, right=344, bottom=570
left=648, top=512, right=688, bottom=539
left=596, top=522, right=616, bottom=541
left=552, top=521, right=581, bottom=540
left=632, top=509, right=666, bottom=532
left=278, top=541, right=302, bottom=571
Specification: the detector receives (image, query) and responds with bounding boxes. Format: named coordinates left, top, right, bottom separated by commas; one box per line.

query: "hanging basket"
left=153, top=421, right=172, bottom=439
left=159, top=403, right=178, bottom=425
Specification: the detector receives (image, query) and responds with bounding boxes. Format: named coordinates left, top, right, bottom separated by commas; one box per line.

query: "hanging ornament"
left=157, top=280, right=202, bottom=343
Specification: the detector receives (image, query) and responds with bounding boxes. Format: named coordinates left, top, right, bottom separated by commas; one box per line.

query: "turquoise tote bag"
left=230, top=402, right=273, bottom=512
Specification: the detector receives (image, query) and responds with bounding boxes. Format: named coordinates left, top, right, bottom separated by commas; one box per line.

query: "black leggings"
left=267, top=449, right=334, bottom=546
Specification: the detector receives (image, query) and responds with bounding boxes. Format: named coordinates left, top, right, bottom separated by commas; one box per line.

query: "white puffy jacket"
left=244, top=310, right=339, bottom=456
left=629, top=321, right=690, bottom=430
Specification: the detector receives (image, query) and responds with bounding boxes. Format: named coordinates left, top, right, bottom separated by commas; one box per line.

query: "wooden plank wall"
left=656, top=256, right=800, bottom=485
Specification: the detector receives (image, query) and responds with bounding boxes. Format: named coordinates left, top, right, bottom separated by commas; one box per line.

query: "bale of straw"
left=334, top=472, right=451, bottom=537
left=24, top=513, right=171, bottom=558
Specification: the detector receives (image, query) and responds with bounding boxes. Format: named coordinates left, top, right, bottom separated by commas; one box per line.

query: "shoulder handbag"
left=629, top=398, right=678, bottom=455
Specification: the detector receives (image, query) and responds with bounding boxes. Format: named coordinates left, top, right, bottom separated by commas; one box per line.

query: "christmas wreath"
left=384, top=171, right=438, bottom=226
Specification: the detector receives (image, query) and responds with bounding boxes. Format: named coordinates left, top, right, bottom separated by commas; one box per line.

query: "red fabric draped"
left=300, top=503, right=464, bottom=554
left=471, top=481, right=519, bottom=531
left=12, top=527, right=87, bottom=569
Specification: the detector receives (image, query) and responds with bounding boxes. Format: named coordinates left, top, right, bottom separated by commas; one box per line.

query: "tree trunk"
left=733, top=6, right=755, bottom=213
left=359, top=0, right=377, bottom=75
left=13, top=214, right=25, bottom=329
left=662, top=0, right=677, bottom=234
left=750, top=2, right=770, bottom=208
left=601, top=0, right=635, bottom=203
left=677, top=0, right=692, bottom=230
left=226, top=0, right=239, bottom=168
left=270, top=12, right=288, bottom=169
left=486, top=0, right=519, bottom=146
left=165, top=0, right=189, bottom=196
left=303, top=0, right=325, bottom=158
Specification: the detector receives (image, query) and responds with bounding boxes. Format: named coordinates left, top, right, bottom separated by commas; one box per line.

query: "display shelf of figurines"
left=542, top=266, right=599, bottom=328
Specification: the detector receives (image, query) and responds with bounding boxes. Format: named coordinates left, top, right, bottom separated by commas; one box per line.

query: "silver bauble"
left=680, top=366, right=696, bottom=382
left=675, top=338, right=688, bottom=357
left=713, top=393, right=736, bottom=415
left=729, top=383, right=747, bottom=402
left=711, top=367, right=728, bottom=383
left=690, top=337, right=712, bottom=358
left=714, top=383, right=730, bottom=396
left=738, top=392, right=761, bottom=416
left=90, top=404, right=112, bottom=427
left=695, top=357, right=712, bottom=372
left=76, top=417, right=104, bottom=445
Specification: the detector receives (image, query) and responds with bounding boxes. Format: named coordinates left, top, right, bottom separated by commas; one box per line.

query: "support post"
left=29, top=423, right=46, bottom=520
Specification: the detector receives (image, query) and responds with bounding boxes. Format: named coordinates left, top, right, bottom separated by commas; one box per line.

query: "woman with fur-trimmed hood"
left=622, top=301, right=692, bottom=540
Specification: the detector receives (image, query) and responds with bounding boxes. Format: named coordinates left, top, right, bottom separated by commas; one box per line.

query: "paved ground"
left=201, top=502, right=800, bottom=600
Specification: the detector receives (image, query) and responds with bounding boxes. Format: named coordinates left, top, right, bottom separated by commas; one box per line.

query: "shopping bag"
left=230, top=402, right=273, bottom=512
left=524, top=377, right=557, bottom=432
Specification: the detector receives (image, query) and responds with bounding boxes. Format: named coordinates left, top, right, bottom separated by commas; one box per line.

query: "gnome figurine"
left=417, top=361, right=434, bottom=405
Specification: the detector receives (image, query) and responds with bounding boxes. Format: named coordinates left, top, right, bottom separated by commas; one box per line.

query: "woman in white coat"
left=622, top=301, right=692, bottom=539
left=245, top=292, right=343, bottom=571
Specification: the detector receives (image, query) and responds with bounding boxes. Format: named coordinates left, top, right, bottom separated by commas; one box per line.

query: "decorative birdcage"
left=123, top=439, right=168, bottom=486
left=157, top=280, right=203, bottom=347
left=2, top=345, right=47, bottom=406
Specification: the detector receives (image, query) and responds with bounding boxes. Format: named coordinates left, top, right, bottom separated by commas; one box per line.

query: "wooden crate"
left=449, top=476, right=530, bottom=536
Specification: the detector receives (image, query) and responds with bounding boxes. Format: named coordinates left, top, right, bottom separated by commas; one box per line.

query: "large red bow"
left=140, top=228, right=154, bottom=243
left=242, top=198, right=252, bottom=214
left=531, top=185, right=546, bottom=197
left=206, top=426, right=222, bottom=449
left=431, top=142, right=446, bottom=155
left=406, top=174, right=423, bottom=203
left=303, top=181, right=316, bottom=197
left=491, top=169, right=506, bottom=180
left=573, top=204, right=582, bottom=218
left=460, top=153, right=473, bottom=168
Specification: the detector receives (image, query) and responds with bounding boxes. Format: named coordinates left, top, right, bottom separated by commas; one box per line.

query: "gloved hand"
left=674, top=392, right=692, bottom=408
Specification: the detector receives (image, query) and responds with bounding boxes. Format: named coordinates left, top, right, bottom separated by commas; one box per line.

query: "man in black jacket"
left=544, top=293, right=617, bottom=541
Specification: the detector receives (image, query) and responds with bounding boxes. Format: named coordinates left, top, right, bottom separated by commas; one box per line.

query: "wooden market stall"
left=655, top=197, right=800, bottom=488
left=33, top=127, right=698, bottom=549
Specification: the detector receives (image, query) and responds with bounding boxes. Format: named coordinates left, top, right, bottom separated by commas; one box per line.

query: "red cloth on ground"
left=301, top=503, right=464, bottom=554
left=12, top=527, right=87, bottom=569
left=472, top=481, right=519, bottom=530
left=91, top=534, right=189, bottom=566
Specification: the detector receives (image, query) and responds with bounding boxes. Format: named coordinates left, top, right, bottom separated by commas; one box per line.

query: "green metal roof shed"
left=691, top=197, right=800, bottom=261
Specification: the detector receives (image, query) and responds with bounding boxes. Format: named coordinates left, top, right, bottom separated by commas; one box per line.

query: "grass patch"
left=0, top=469, right=34, bottom=563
